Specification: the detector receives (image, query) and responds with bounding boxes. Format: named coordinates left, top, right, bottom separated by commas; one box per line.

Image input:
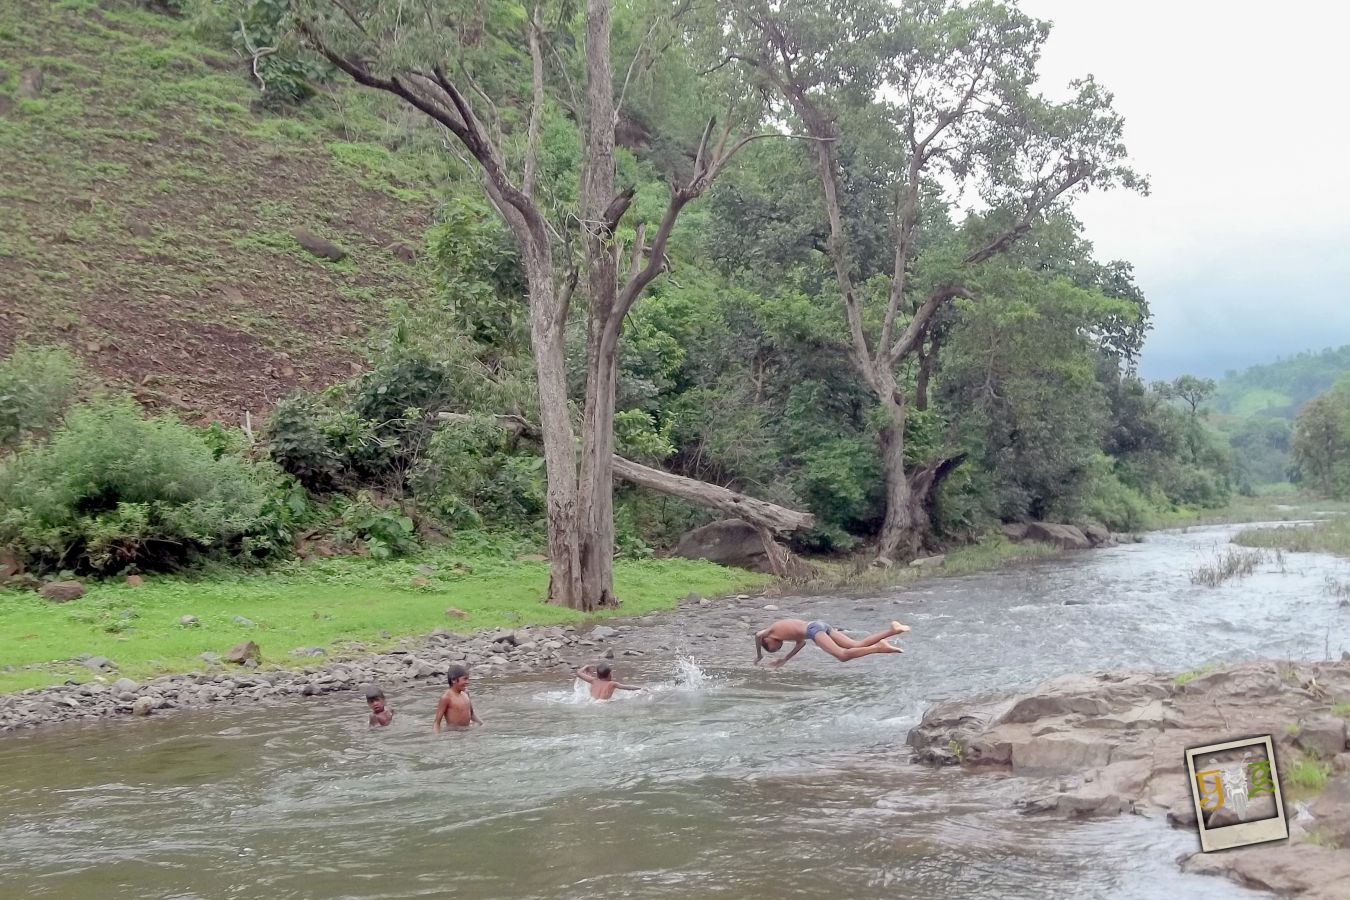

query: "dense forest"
left=0, top=0, right=1259, bottom=609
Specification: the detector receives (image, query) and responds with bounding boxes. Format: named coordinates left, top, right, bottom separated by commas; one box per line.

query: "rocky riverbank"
left=0, top=598, right=710, bottom=732
left=907, top=660, right=1350, bottom=898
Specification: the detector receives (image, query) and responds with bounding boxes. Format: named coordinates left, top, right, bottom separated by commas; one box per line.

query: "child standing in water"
left=366, top=686, right=394, bottom=727
left=755, top=619, right=910, bottom=667
left=434, top=665, right=482, bottom=731
left=575, top=662, right=641, bottom=700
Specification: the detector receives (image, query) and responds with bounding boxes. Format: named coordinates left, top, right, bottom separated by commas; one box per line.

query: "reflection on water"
left=5, top=524, right=1344, bottom=898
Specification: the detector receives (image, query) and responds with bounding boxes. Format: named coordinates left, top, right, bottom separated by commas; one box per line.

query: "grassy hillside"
left=1214, top=345, right=1350, bottom=419
left=0, top=0, right=451, bottom=424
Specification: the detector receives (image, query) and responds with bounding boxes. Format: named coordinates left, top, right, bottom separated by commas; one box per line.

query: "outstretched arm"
left=767, top=641, right=806, bottom=669
left=575, top=665, right=597, bottom=684
left=613, top=682, right=641, bottom=692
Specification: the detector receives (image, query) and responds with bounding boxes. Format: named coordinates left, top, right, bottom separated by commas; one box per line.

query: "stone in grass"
left=180, top=615, right=199, bottom=627
left=125, top=574, right=145, bottom=587
left=290, top=647, right=326, bottom=658
left=292, top=229, right=347, bottom=262
left=224, top=641, right=261, bottom=665
left=445, top=607, right=469, bottom=619
left=112, top=678, right=138, bottom=694
left=40, top=581, right=85, bottom=603
left=82, top=656, right=114, bottom=671
left=232, top=615, right=256, bottom=627
left=199, top=651, right=221, bottom=664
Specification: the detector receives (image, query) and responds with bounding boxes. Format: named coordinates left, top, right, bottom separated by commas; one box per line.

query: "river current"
left=4, top=523, right=1348, bottom=898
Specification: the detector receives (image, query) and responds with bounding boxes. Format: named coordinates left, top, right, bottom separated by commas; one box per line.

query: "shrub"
left=0, top=399, right=296, bottom=574
left=0, top=345, right=79, bottom=451
left=327, top=491, right=418, bottom=559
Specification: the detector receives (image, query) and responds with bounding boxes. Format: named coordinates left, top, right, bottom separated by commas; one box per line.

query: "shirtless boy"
left=433, top=665, right=482, bottom=731
left=754, top=618, right=910, bottom=668
left=366, top=686, right=394, bottom=727
left=575, top=663, right=641, bottom=700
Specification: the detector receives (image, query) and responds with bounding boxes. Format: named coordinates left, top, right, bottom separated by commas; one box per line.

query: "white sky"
left=1019, top=0, right=1350, bottom=378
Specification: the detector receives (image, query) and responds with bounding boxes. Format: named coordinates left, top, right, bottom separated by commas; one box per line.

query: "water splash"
left=673, top=656, right=710, bottom=690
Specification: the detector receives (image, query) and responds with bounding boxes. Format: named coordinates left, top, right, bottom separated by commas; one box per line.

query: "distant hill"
left=0, top=0, right=443, bottom=424
left=1213, top=345, right=1350, bottom=420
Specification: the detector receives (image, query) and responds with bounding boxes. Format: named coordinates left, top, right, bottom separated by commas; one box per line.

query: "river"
left=3, top=523, right=1348, bottom=899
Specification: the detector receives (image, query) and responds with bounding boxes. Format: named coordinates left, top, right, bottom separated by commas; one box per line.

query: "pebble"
left=82, top=656, right=114, bottom=672
left=232, top=616, right=256, bottom=627
left=763, top=604, right=779, bottom=611
left=180, top=615, right=199, bottom=627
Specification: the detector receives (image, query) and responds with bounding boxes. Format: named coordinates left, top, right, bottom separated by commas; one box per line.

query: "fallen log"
left=436, top=412, right=815, bottom=573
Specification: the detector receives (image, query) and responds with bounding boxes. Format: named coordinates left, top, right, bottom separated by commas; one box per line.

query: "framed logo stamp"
left=1185, top=734, right=1289, bottom=852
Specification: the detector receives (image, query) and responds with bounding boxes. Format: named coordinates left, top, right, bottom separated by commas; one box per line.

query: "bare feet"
left=890, top=621, right=911, bottom=634
left=879, top=641, right=903, bottom=653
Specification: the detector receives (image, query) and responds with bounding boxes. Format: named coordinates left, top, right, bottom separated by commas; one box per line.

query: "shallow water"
left=3, top=524, right=1348, bottom=899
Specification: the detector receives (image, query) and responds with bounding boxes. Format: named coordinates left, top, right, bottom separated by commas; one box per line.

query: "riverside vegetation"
left=2, top=0, right=1348, bottom=702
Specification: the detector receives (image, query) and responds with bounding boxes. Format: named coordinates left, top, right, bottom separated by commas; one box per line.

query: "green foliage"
left=186, top=0, right=326, bottom=106
left=411, top=417, right=545, bottom=531
left=327, top=491, right=418, bottom=559
left=1214, top=344, right=1350, bottom=418
left=0, top=345, right=80, bottom=451
left=1288, top=758, right=1331, bottom=791
left=0, top=399, right=295, bottom=573
left=1290, top=376, right=1350, bottom=499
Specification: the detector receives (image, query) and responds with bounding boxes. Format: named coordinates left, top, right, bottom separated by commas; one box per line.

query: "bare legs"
left=813, top=621, right=910, bottom=661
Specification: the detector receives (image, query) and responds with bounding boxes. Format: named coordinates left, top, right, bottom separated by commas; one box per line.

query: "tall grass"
left=1235, top=516, right=1350, bottom=557
left=1187, top=548, right=1266, bottom=586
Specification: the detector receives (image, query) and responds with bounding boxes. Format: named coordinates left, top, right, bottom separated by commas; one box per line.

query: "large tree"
left=717, top=0, right=1143, bottom=560
left=292, top=0, right=784, bottom=608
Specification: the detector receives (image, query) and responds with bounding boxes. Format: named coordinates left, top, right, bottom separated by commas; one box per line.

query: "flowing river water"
left=3, top=523, right=1349, bottom=899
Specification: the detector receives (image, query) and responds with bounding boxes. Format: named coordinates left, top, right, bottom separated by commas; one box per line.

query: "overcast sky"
left=1019, top=0, right=1350, bottom=379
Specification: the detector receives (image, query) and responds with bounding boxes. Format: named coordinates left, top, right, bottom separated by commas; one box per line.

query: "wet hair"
left=595, top=662, right=612, bottom=679
left=363, top=685, right=384, bottom=702
left=447, top=664, right=468, bottom=685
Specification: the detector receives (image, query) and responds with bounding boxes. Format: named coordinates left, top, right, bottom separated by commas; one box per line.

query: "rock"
left=292, top=229, right=347, bottom=262
left=82, top=656, right=114, bottom=671
left=224, top=641, right=260, bottom=665
left=1295, top=716, right=1348, bottom=759
left=126, top=219, right=154, bottom=240
left=909, top=554, right=946, bottom=568
left=603, top=648, right=615, bottom=659
left=684, top=592, right=704, bottom=604
left=180, top=615, right=199, bottom=627
left=290, top=647, right=326, bottom=657
left=590, top=625, right=619, bottom=641
left=386, top=241, right=417, bottom=262
left=410, top=576, right=430, bottom=588
left=699, top=598, right=710, bottom=606
left=1063, top=599, right=1089, bottom=606
left=199, top=652, right=220, bottom=664
left=763, top=604, right=779, bottom=611
left=1080, top=522, right=1114, bottom=547
left=1022, top=522, right=1091, bottom=550
left=1310, top=774, right=1350, bottom=847
left=125, top=574, right=144, bottom=587
left=233, top=616, right=256, bottom=627
left=17, top=67, right=43, bottom=99
left=445, top=607, right=468, bottom=619
left=112, top=678, right=138, bottom=694
left=1000, top=523, right=1030, bottom=542
left=40, top=581, right=85, bottom=603
left=132, top=697, right=154, bottom=717
left=672, top=519, right=802, bottom=574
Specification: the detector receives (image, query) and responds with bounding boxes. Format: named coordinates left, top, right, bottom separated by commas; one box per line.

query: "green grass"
left=1287, top=758, right=1331, bottom=792
left=1331, top=702, right=1350, bottom=718
left=798, top=535, right=1058, bottom=593
left=0, top=552, right=766, bottom=693
left=1174, top=662, right=1221, bottom=685
left=1235, top=514, right=1350, bottom=557
left=1152, top=491, right=1350, bottom=530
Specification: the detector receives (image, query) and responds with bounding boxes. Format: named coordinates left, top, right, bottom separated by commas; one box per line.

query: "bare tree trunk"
left=611, top=456, right=814, bottom=534
left=875, top=393, right=924, bottom=562
left=570, top=0, right=622, bottom=610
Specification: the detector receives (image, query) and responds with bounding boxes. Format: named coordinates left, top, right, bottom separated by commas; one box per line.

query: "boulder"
left=40, top=581, right=85, bottom=602
left=224, top=641, right=261, bottom=665
left=132, top=697, right=154, bottom=717
left=82, top=656, right=114, bottom=672
left=1309, top=774, right=1350, bottom=847
left=909, top=554, right=946, bottom=568
left=1000, top=522, right=1030, bottom=542
left=590, top=625, right=619, bottom=641
left=292, top=229, right=347, bottom=262
left=672, top=519, right=779, bottom=573
left=179, top=615, right=199, bottom=627
left=1080, top=522, right=1114, bottom=547
left=1296, top=716, right=1349, bottom=759
left=112, top=678, right=138, bottom=694
left=1023, top=522, right=1091, bottom=550
left=125, top=574, right=145, bottom=587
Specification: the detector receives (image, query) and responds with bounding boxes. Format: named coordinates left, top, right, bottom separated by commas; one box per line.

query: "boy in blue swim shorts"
left=754, top=618, right=910, bottom=668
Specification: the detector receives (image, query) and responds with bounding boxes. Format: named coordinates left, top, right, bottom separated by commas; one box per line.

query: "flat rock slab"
left=908, top=659, right=1350, bottom=898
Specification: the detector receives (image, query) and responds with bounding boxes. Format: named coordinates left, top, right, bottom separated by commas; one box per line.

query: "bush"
left=0, top=345, right=79, bottom=451
left=0, top=399, right=297, bottom=574
left=411, top=417, right=545, bottom=531
left=1079, top=456, right=1156, bottom=531
left=326, top=492, right=419, bottom=559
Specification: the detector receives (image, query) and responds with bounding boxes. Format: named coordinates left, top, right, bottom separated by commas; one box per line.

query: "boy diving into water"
left=575, top=662, right=641, bottom=700
left=754, top=619, right=910, bottom=667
